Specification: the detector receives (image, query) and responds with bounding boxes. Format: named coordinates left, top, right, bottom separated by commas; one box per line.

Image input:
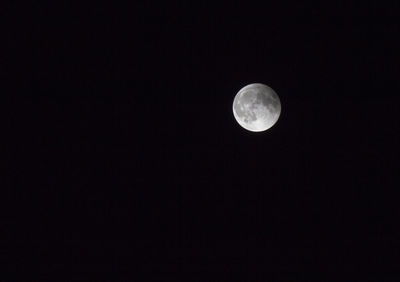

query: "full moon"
left=232, top=83, right=281, bottom=132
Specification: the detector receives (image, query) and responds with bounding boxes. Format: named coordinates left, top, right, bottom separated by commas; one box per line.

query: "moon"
left=232, top=83, right=281, bottom=132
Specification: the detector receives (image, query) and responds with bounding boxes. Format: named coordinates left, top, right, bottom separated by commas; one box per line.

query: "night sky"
left=6, top=1, right=400, bottom=280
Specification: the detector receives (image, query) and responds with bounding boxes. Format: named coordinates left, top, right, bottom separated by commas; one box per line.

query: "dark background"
left=4, top=1, right=400, bottom=280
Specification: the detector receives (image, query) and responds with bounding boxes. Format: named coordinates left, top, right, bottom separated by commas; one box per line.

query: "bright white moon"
left=233, top=83, right=281, bottom=132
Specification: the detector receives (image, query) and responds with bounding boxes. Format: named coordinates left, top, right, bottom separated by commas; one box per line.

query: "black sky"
left=5, top=1, right=400, bottom=280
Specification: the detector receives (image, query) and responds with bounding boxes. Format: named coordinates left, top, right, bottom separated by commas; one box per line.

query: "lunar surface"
left=233, top=83, right=281, bottom=132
